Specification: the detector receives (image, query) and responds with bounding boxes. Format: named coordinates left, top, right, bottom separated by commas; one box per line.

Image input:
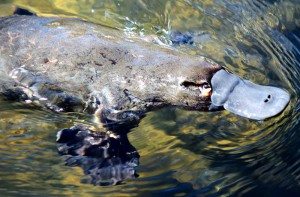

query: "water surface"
left=0, top=0, right=299, bottom=196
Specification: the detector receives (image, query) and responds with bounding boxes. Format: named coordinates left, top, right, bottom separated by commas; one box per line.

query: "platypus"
left=0, top=14, right=290, bottom=185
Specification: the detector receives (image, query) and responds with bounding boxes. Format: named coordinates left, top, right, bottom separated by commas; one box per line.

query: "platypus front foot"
left=56, top=125, right=139, bottom=186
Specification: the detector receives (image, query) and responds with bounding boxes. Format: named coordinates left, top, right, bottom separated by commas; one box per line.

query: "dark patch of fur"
left=14, top=8, right=36, bottom=16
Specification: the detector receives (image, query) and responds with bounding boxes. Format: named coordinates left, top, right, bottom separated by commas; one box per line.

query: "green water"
left=0, top=0, right=300, bottom=196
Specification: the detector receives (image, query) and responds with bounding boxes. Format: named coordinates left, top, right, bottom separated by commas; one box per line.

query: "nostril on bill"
left=264, top=94, right=272, bottom=103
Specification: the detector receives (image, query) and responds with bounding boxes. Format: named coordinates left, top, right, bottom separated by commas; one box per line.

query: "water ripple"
left=0, top=0, right=299, bottom=196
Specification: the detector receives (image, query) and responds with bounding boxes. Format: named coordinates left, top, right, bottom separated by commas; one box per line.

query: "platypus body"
left=0, top=14, right=290, bottom=185
left=0, top=15, right=221, bottom=113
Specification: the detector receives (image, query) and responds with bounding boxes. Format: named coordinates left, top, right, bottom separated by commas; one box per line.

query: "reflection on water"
left=0, top=0, right=299, bottom=196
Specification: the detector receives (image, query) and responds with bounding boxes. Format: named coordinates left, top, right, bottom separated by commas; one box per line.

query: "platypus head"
left=210, top=69, right=290, bottom=120
left=177, top=68, right=290, bottom=120
left=161, top=66, right=289, bottom=120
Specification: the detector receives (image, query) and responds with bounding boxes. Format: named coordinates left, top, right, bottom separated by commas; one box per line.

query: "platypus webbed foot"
left=211, top=70, right=290, bottom=120
left=56, top=125, right=139, bottom=185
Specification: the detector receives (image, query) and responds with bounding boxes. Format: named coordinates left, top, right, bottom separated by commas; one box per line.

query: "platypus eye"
left=202, top=82, right=210, bottom=89
left=181, top=81, right=211, bottom=96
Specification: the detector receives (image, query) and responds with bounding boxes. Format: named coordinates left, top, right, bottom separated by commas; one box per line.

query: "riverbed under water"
left=0, top=0, right=299, bottom=196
